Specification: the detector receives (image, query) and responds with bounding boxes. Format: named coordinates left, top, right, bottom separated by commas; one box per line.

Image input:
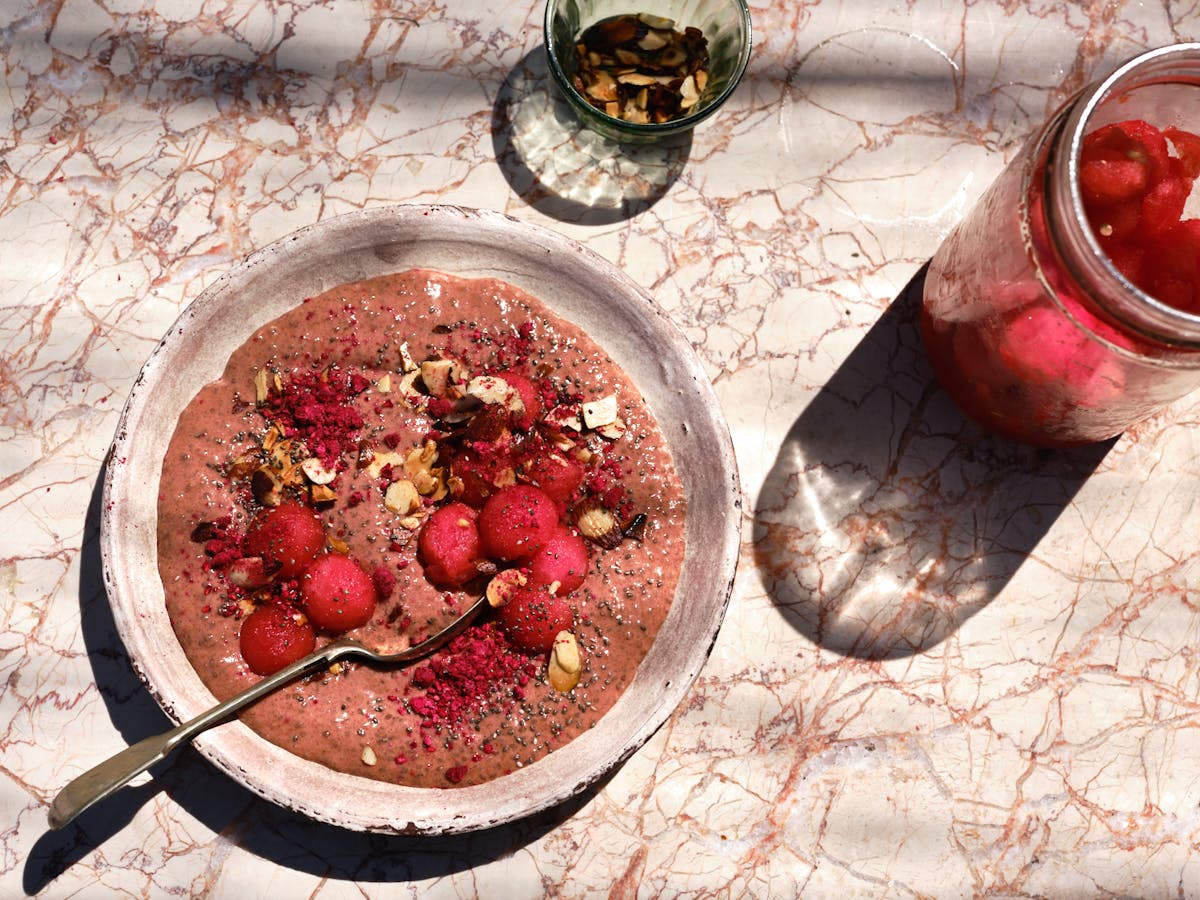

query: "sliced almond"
left=617, top=72, right=657, bottom=86
left=582, top=394, right=619, bottom=429
left=254, top=368, right=272, bottom=405
left=585, top=69, right=618, bottom=102
left=595, top=417, right=627, bottom=440
left=361, top=746, right=377, bottom=766
left=546, top=405, right=583, bottom=432
left=679, top=74, right=699, bottom=109
left=486, top=568, right=527, bottom=608
left=548, top=631, right=581, bottom=692
left=638, top=12, right=675, bottom=29
left=300, top=457, right=337, bottom=485
left=262, top=423, right=283, bottom=452
left=575, top=501, right=622, bottom=548
left=465, top=375, right=523, bottom=413
left=637, top=30, right=668, bottom=51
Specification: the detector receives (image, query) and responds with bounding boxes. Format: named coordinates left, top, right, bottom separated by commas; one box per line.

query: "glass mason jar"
left=921, top=44, right=1200, bottom=447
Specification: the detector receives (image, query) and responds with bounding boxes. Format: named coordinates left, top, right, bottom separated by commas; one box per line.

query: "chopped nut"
left=398, top=341, right=418, bottom=373
left=227, top=452, right=261, bottom=480
left=486, top=568, right=527, bottom=608
left=420, top=358, right=466, bottom=398
left=366, top=449, right=406, bottom=481
left=582, top=394, right=619, bottom=429
left=399, top=515, right=422, bottom=531
left=548, top=631, right=581, bottom=692
left=310, top=483, right=337, bottom=505
left=376, top=372, right=392, bottom=393
left=227, top=556, right=272, bottom=589
left=575, top=501, right=623, bottom=548
left=327, top=534, right=350, bottom=555
left=404, top=441, right=447, bottom=500
left=384, top=479, right=421, bottom=515
left=361, top=746, right=377, bottom=766
left=300, top=457, right=337, bottom=485
left=251, top=466, right=283, bottom=507
left=404, top=440, right=439, bottom=476
left=397, top=370, right=426, bottom=407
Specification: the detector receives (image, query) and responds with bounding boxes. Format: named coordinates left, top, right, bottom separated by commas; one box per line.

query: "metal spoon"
left=47, top=596, right=487, bottom=830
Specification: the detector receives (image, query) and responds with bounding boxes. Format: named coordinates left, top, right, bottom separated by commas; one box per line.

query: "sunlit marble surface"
left=7, top=0, right=1200, bottom=895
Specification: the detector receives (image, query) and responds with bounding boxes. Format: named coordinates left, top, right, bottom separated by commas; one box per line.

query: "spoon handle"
left=47, top=640, right=355, bottom=830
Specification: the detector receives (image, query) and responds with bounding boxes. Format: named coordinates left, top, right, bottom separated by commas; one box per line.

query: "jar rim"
left=1057, top=42, right=1200, bottom=346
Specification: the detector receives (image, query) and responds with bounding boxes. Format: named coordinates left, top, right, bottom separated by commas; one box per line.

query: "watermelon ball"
left=418, top=502, right=483, bottom=588
left=448, top=449, right=511, bottom=508
left=478, top=484, right=559, bottom=562
left=524, top=452, right=584, bottom=504
left=527, top=526, right=589, bottom=595
left=299, top=554, right=377, bottom=633
left=497, top=584, right=573, bottom=653
left=244, top=502, right=325, bottom=579
left=239, top=604, right=317, bottom=676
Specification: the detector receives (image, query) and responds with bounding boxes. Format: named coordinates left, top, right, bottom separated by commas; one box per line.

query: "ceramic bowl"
left=544, top=0, right=752, bottom=142
left=101, top=205, right=741, bottom=834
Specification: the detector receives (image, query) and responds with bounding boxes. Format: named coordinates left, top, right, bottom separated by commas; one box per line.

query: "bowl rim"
left=543, top=0, right=753, bottom=138
left=100, top=204, right=742, bottom=834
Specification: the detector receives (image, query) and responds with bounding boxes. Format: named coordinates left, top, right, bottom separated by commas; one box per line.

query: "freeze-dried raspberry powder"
left=405, top=622, right=536, bottom=741
left=263, top=367, right=368, bottom=468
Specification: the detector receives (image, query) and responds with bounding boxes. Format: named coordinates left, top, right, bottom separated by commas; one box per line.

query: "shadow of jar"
left=753, top=265, right=1113, bottom=660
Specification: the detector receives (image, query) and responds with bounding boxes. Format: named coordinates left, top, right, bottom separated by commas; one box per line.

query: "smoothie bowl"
left=101, top=205, right=740, bottom=833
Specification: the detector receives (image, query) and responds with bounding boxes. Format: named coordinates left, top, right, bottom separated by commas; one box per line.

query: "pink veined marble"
left=7, top=0, right=1200, bottom=896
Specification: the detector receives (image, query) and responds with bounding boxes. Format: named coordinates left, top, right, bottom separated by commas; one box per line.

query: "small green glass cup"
left=544, top=0, right=752, bottom=143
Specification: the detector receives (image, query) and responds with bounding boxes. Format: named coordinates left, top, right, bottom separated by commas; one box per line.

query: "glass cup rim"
left=543, top=0, right=753, bottom=138
left=1058, top=42, right=1200, bottom=344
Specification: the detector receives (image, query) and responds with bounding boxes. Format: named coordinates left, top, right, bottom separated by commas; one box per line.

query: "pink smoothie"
left=157, top=269, right=686, bottom=788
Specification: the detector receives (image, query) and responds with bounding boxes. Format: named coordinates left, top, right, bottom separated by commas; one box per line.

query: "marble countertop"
left=7, top=0, right=1200, bottom=896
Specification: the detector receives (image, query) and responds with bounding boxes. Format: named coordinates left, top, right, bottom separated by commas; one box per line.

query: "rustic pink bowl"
left=101, top=205, right=740, bottom=834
